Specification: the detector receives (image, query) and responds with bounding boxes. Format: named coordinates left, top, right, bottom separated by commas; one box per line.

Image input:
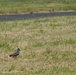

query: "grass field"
left=0, top=0, right=76, bottom=14
left=0, top=16, right=76, bottom=75
left=0, top=0, right=76, bottom=3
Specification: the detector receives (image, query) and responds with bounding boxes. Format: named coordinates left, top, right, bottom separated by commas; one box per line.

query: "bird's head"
left=17, top=48, right=20, bottom=51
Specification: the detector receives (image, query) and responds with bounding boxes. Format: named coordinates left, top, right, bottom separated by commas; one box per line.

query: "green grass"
left=0, top=0, right=76, bottom=14
left=0, top=16, right=76, bottom=75
left=0, top=0, right=76, bottom=3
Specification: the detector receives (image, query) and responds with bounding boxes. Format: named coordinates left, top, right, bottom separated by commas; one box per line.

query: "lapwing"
left=9, top=48, right=20, bottom=57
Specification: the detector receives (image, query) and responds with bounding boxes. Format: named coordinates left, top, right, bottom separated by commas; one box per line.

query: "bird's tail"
left=9, top=55, right=12, bottom=57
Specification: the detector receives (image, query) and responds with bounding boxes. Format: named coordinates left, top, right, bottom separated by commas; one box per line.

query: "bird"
left=9, top=48, right=20, bottom=57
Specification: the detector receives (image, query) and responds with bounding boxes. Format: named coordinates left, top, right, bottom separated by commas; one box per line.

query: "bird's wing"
left=12, top=51, right=19, bottom=56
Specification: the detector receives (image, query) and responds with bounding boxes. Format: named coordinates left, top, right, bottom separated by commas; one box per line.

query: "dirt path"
left=0, top=11, right=76, bottom=20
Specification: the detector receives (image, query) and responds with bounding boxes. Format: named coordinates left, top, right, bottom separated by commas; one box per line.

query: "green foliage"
left=65, top=39, right=76, bottom=44
left=9, top=64, right=16, bottom=71
left=33, top=42, right=43, bottom=47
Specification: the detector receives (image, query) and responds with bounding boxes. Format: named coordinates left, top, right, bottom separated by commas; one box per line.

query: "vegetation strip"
left=0, top=1, right=76, bottom=14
